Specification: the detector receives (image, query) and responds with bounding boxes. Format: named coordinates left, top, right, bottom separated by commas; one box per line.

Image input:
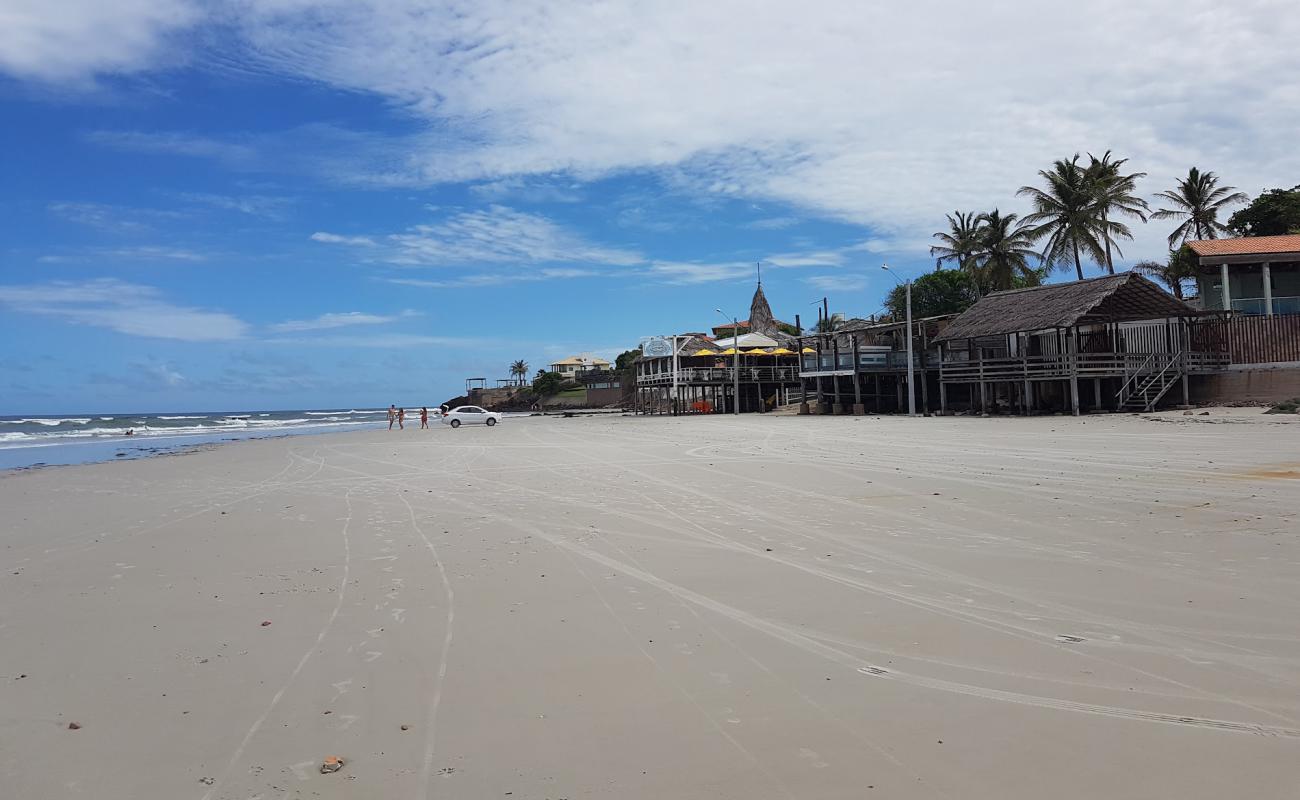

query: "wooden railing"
left=637, top=366, right=802, bottom=385
left=1191, top=314, right=1300, bottom=365
left=940, top=350, right=1230, bottom=383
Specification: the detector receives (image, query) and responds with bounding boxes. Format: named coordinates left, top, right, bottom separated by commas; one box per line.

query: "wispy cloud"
left=175, top=191, right=295, bottom=219
left=387, top=205, right=643, bottom=267
left=270, top=310, right=419, bottom=333
left=805, top=273, right=870, bottom=292
left=745, top=216, right=802, bottom=230
left=646, top=261, right=755, bottom=285
left=47, top=201, right=185, bottom=233
left=310, top=232, right=376, bottom=247
left=85, top=129, right=256, bottom=163
left=0, top=279, right=247, bottom=341
left=387, top=268, right=599, bottom=289
left=269, top=333, right=487, bottom=349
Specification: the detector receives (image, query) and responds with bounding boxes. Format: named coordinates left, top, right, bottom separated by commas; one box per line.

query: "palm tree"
left=1132, top=246, right=1197, bottom=299
left=1151, top=167, right=1249, bottom=247
left=972, top=209, right=1042, bottom=292
left=1086, top=151, right=1149, bottom=274
left=930, top=210, right=983, bottom=276
left=1018, top=155, right=1108, bottom=281
left=510, top=359, right=529, bottom=386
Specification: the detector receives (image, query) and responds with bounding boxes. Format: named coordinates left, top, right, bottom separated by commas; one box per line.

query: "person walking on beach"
left=420, top=407, right=429, bottom=429
left=397, top=407, right=405, bottom=430
left=388, top=404, right=397, bottom=430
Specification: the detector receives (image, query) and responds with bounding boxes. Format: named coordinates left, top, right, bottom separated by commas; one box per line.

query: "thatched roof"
left=934, top=273, right=1195, bottom=342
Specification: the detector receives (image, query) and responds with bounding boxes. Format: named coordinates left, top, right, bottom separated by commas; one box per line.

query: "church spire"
left=747, top=277, right=778, bottom=337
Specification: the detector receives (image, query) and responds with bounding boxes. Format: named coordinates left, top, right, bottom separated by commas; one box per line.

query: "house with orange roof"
left=1188, top=234, right=1300, bottom=316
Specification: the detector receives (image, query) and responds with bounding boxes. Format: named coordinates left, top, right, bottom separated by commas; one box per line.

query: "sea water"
left=0, top=409, right=391, bottom=470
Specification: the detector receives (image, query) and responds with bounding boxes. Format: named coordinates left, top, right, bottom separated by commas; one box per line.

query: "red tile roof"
left=1187, top=235, right=1300, bottom=257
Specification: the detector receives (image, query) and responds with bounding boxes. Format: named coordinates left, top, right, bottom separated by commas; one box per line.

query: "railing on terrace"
left=1230, top=296, right=1300, bottom=316
left=799, top=351, right=936, bottom=373
left=937, top=351, right=1229, bottom=382
left=638, top=366, right=802, bottom=385
left=1191, top=314, right=1300, bottom=364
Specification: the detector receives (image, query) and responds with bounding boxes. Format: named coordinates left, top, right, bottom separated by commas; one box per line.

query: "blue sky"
left=2, top=1, right=1297, bottom=413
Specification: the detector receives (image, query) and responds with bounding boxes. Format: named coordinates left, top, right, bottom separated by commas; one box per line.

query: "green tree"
left=1132, top=245, right=1197, bottom=300
left=509, top=359, right=529, bottom=386
left=1151, top=167, right=1248, bottom=247
left=884, top=269, right=978, bottom=319
left=1228, top=185, right=1300, bottom=236
left=614, top=349, right=640, bottom=371
left=1085, top=151, right=1149, bottom=274
left=972, top=209, right=1042, bottom=292
left=1018, top=154, right=1107, bottom=280
left=929, top=211, right=984, bottom=290
left=532, top=370, right=566, bottom=397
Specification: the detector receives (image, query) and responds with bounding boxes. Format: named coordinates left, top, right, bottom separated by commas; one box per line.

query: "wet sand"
left=2, top=411, right=1298, bottom=799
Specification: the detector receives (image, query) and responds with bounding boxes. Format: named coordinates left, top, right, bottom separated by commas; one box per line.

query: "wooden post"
left=918, top=324, right=931, bottom=415
left=851, top=334, right=864, bottom=414
left=1093, top=378, right=1101, bottom=410
left=1020, top=332, right=1031, bottom=416
left=938, top=342, right=948, bottom=415
left=831, top=336, right=842, bottom=413
left=975, top=338, right=988, bottom=417
left=1069, top=327, right=1081, bottom=416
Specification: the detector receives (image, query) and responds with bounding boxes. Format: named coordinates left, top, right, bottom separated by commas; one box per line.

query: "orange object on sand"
left=320, top=755, right=344, bottom=773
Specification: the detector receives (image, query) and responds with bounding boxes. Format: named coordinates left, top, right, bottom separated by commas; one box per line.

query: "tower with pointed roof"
left=747, top=279, right=779, bottom=337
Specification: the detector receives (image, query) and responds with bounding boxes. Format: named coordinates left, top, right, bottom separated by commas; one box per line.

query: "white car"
left=442, top=405, right=503, bottom=428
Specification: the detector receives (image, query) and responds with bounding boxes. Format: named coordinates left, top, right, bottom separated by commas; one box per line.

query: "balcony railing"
left=1231, top=295, right=1300, bottom=316
left=799, top=350, right=937, bottom=374
left=939, top=351, right=1228, bottom=382
left=637, top=366, right=802, bottom=385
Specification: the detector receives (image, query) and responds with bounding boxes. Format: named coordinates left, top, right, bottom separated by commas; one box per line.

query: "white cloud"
left=270, top=333, right=485, bottom=348
left=0, top=279, right=247, bottom=341
left=646, top=261, right=755, bottom=285
left=311, top=231, right=376, bottom=246
left=47, top=201, right=186, bottom=233
left=387, top=268, right=599, bottom=289
left=10, top=2, right=1299, bottom=265
left=384, top=205, right=642, bottom=267
left=176, top=191, right=295, bottom=218
left=0, top=0, right=199, bottom=83
left=270, top=310, right=417, bottom=332
left=745, top=217, right=801, bottom=230
left=85, top=129, right=257, bottom=164
left=805, top=274, right=869, bottom=293
left=213, top=1, right=1297, bottom=262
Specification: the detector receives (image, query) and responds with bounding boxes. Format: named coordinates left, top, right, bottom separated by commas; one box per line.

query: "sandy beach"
left=2, top=411, right=1298, bottom=799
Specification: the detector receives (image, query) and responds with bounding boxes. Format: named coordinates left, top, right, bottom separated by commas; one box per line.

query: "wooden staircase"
left=1116, top=350, right=1183, bottom=412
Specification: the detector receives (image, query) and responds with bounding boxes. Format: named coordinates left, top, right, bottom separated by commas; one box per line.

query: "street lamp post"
left=881, top=265, right=917, bottom=416
left=716, top=308, right=740, bottom=415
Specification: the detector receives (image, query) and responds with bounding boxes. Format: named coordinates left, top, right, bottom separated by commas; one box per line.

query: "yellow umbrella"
left=742, top=348, right=770, bottom=355
left=770, top=347, right=794, bottom=355
left=693, top=348, right=717, bottom=356
left=800, top=347, right=816, bottom=353
left=717, top=348, right=738, bottom=355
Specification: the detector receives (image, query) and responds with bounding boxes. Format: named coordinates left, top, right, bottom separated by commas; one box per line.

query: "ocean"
left=0, top=409, right=392, bottom=470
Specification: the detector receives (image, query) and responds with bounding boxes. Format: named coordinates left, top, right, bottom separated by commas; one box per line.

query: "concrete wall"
left=1192, top=365, right=1300, bottom=404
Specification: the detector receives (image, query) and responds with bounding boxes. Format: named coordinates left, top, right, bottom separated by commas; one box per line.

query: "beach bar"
left=933, top=273, right=1229, bottom=415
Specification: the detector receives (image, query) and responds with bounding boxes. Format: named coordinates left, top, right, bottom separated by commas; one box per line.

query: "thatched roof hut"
left=934, top=273, right=1195, bottom=343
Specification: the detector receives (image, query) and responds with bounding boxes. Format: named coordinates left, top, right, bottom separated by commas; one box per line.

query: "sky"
left=2, top=0, right=1297, bottom=413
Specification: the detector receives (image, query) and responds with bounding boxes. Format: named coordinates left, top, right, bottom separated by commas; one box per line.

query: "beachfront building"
left=634, top=282, right=802, bottom=414
left=932, top=273, right=1228, bottom=414
left=548, top=353, right=612, bottom=377
left=1189, top=234, right=1300, bottom=316
left=796, top=315, right=953, bottom=415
